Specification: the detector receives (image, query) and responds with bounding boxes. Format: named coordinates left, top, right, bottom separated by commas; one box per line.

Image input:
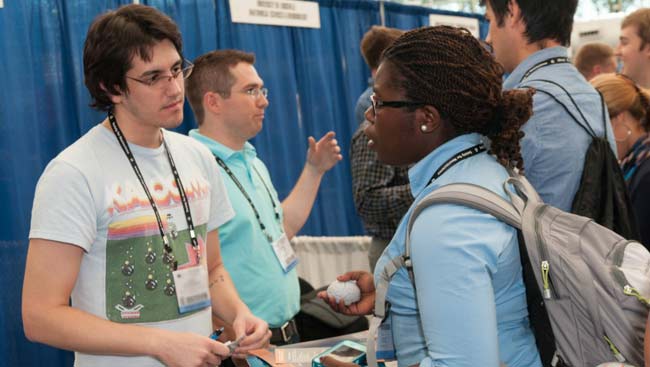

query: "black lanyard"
left=108, top=112, right=198, bottom=271
left=214, top=156, right=281, bottom=242
left=520, top=56, right=570, bottom=82
left=427, top=143, right=486, bottom=185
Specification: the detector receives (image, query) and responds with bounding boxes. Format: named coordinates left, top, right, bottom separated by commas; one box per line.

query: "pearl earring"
left=421, top=125, right=428, bottom=132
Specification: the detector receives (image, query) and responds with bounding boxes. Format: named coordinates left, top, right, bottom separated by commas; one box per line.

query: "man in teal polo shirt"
left=185, top=49, right=342, bottom=346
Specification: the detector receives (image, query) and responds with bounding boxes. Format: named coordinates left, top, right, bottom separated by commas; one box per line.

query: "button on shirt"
left=374, top=133, right=541, bottom=367
left=504, top=46, right=617, bottom=211
left=189, top=130, right=299, bottom=328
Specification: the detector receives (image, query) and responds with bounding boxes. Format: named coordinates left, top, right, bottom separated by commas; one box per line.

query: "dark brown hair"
left=382, top=26, right=534, bottom=170
left=185, top=50, right=256, bottom=126
left=480, top=0, right=577, bottom=46
left=360, top=26, right=405, bottom=70
left=83, top=4, right=183, bottom=111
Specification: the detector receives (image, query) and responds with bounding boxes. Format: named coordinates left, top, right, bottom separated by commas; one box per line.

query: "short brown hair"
left=622, top=8, right=650, bottom=50
left=185, top=50, right=255, bottom=125
left=574, top=42, right=615, bottom=78
left=83, top=4, right=182, bottom=111
left=360, top=26, right=404, bottom=70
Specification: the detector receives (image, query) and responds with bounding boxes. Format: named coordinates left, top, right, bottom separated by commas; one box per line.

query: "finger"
left=308, top=136, right=317, bottom=150
left=320, top=131, right=336, bottom=142
left=204, top=351, right=222, bottom=366
left=210, top=340, right=231, bottom=357
left=337, top=271, right=364, bottom=282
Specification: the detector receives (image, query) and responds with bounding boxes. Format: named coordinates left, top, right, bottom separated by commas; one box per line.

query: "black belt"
left=270, top=318, right=299, bottom=345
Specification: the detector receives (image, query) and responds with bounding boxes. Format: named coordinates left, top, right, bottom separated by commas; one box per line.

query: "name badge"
left=271, top=234, right=298, bottom=273
left=172, top=266, right=211, bottom=314
left=376, top=315, right=396, bottom=361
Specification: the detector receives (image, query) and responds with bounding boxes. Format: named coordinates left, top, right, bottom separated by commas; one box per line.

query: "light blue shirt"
left=189, top=130, right=300, bottom=327
left=504, top=46, right=617, bottom=211
left=375, top=133, right=541, bottom=367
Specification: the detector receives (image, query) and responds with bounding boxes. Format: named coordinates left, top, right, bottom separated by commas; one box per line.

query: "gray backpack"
left=367, top=173, right=650, bottom=367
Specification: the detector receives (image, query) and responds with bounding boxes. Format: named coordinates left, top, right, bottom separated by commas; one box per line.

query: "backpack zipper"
left=610, top=242, right=650, bottom=306
left=603, top=335, right=626, bottom=363
left=535, top=205, right=554, bottom=299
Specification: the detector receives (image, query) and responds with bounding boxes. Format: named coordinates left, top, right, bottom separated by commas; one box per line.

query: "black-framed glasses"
left=126, top=59, right=194, bottom=89
left=370, top=93, right=425, bottom=116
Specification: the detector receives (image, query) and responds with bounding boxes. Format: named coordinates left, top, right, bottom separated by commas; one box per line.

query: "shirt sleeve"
left=409, top=204, right=509, bottom=367
left=29, top=160, right=97, bottom=251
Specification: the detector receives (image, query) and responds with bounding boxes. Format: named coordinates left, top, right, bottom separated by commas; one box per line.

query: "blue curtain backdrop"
left=0, top=1, right=486, bottom=366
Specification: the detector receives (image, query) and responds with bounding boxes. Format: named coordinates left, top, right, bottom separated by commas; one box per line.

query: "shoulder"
left=165, top=130, right=216, bottom=166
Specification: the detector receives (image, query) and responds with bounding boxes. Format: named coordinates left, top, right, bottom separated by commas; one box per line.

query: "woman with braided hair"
left=591, top=73, right=650, bottom=247
left=319, top=26, right=541, bottom=367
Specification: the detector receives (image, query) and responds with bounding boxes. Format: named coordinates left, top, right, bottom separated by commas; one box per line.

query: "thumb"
left=308, top=136, right=317, bottom=150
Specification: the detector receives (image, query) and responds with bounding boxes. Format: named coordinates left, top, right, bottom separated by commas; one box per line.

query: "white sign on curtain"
left=0, top=0, right=4, bottom=9
left=229, top=0, right=320, bottom=29
left=429, top=14, right=480, bottom=38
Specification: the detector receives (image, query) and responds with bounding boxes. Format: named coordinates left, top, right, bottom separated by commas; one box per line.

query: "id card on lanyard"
left=215, top=156, right=299, bottom=273
left=108, top=112, right=210, bottom=314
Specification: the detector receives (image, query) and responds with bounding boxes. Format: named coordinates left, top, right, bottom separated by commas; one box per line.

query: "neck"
left=512, top=39, right=562, bottom=73
left=636, top=73, right=650, bottom=89
left=105, top=108, right=162, bottom=148
left=198, top=122, right=246, bottom=151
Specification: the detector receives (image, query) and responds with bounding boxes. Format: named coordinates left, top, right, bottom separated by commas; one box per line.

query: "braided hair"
left=381, top=26, right=534, bottom=170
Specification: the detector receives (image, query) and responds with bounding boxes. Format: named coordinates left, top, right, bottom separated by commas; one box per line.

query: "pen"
left=209, top=326, right=225, bottom=340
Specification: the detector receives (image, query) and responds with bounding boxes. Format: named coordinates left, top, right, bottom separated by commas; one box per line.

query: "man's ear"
left=415, top=105, right=441, bottom=134
left=506, top=0, right=523, bottom=28
left=101, top=83, right=124, bottom=105
left=203, top=91, right=223, bottom=114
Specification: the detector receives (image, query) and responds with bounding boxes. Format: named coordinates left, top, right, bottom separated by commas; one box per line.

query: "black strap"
left=520, top=57, right=570, bottom=82
left=108, top=112, right=199, bottom=271
left=523, top=79, right=598, bottom=138
left=427, top=144, right=486, bottom=185
left=215, top=156, right=281, bottom=242
left=252, top=165, right=281, bottom=220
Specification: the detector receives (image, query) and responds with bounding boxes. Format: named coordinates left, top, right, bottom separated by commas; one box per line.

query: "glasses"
left=369, top=94, right=425, bottom=116
left=126, top=59, right=194, bottom=89
left=240, top=87, right=269, bottom=99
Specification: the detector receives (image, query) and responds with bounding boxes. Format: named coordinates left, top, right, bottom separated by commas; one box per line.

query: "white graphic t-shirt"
left=29, top=124, right=234, bottom=367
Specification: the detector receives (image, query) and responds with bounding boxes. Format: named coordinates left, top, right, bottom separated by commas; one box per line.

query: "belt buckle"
left=280, top=320, right=291, bottom=343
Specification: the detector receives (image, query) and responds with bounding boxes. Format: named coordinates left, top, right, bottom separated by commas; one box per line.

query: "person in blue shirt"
left=319, top=26, right=541, bottom=367
left=482, top=0, right=616, bottom=212
left=184, top=49, right=342, bottom=350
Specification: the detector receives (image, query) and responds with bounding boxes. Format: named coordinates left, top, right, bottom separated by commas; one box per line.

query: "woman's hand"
left=317, top=271, right=376, bottom=316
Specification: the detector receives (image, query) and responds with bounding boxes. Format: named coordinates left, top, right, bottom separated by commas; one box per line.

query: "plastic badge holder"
left=312, top=340, right=367, bottom=367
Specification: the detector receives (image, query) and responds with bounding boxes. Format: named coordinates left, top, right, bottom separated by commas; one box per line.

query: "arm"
left=206, top=229, right=270, bottom=356
left=350, top=125, right=412, bottom=226
left=22, top=239, right=228, bottom=366
left=281, top=131, right=342, bottom=239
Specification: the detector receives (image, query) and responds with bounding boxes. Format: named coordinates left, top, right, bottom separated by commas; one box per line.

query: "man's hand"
left=154, top=330, right=230, bottom=367
left=230, top=312, right=271, bottom=359
left=317, top=271, right=376, bottom=316
left=306, top=131, right=343, bottom=174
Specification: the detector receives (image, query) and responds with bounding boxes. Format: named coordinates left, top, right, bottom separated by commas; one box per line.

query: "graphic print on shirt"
left=104, top=175, right=211, bottom=323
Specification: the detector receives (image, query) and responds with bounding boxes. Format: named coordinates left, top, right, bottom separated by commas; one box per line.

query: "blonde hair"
left=590, top=73, right=650, bottom=131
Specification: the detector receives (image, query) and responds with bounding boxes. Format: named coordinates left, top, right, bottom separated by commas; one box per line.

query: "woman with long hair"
left=591, top=73, right=650, bottom=246
left=319, top=26, right=540, bottom=367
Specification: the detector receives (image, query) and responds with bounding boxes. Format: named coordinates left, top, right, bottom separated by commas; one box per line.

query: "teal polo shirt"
left=189, top=129, right=300, bottom=327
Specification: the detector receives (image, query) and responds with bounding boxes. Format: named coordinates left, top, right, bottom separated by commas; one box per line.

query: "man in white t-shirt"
left=22, top=4, right=270, bottom=367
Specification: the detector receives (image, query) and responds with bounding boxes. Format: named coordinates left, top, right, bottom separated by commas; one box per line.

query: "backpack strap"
left=367, top=255, right=405, bottom=367
left=521, top=79, right=598, bottom=138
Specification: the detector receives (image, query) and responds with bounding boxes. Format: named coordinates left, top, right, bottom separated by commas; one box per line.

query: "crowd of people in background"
left=19, top=1, right=650, bottom=367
